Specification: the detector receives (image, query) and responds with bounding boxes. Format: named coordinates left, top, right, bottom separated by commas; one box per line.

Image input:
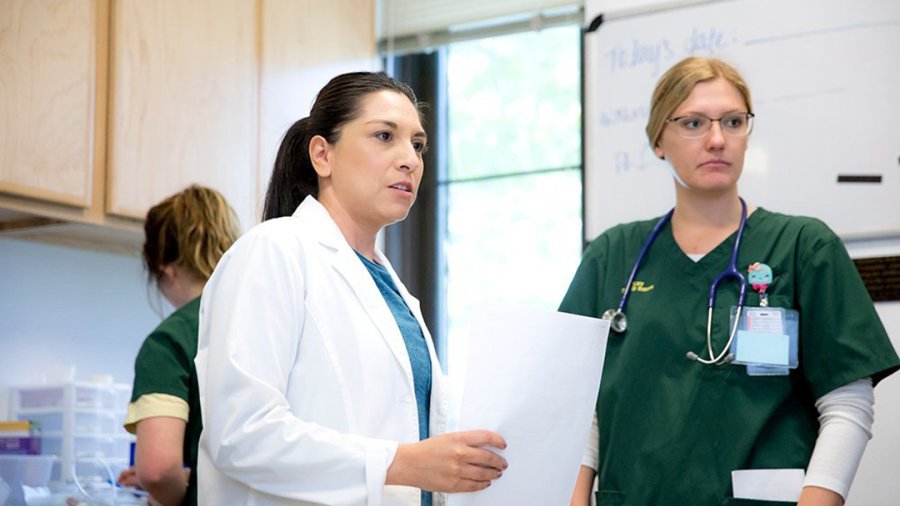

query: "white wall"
left=851, top=299, right=900, bottom=505
left=843, top=238, right=900, bottom=506
left=0, top=237, right=160, bottom=417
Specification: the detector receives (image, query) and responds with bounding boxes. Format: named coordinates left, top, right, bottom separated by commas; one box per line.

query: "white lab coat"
left=195, top=196, right=448, bottom=506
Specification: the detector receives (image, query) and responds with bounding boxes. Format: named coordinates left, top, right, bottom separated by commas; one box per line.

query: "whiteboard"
left=583, top=0, right=900, bottom=242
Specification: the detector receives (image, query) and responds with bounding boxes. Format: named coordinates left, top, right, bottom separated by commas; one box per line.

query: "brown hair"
left=646, top=57, right=753, bottom=150
left=142, top=185, right=241, bottom=283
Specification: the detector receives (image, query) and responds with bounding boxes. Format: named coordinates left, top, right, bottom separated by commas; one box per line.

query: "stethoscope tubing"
left=614, top=208, right=675, bottom=313
left=606, top=198, right=749, bottom=366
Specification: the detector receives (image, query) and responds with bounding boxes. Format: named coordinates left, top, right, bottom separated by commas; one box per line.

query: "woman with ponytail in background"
left=118, top=185, right=241, bottom=506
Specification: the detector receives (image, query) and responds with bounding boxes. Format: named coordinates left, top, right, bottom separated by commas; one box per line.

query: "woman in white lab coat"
left=195, top=72, right=507, bottom=506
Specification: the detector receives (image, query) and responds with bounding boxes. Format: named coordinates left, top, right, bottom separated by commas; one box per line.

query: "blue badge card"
left=729, top=307, right=799, bottom=376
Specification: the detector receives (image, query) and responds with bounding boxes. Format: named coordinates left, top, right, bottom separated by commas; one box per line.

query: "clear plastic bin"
left=41, top=435, right=128, bottom=459
left=0, top=455, right=55, bottom=506
left=15, top=388, right=64, bottom=410
left=73, top=385, right=119, bottom=410
left=19, top=411, right=120, bottom=434
left=15, top=384, right=124, bottom=411
left=9, top=381, right=131, bottom=483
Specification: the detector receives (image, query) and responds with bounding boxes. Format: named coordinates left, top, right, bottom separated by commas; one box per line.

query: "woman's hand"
left=386, top=430, right=508, bottom=493
left=117, top=466, right=140, bottom=488
left=797, top=485, right=844, bottom=506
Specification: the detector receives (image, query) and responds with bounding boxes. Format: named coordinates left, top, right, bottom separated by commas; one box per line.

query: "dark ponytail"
left=262, top=118, right=317, bottom=221
left=262, top=71, right=422, bottom=221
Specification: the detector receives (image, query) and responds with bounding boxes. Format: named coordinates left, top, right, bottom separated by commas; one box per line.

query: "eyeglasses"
left=665, top=112, right=755, bottom=138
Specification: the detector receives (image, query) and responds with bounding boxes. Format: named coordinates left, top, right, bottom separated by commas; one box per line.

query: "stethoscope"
left=601, top=198, right=748, bottom=366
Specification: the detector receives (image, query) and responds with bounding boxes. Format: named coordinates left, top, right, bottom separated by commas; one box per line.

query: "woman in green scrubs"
left=118, top=185, right=241, bottom=506
left=563, top=57, right=899, bottom=506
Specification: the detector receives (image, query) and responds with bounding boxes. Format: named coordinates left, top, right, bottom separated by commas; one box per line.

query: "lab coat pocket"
left=721, top=499, right=796, bottom=506
left=595, top=490, right=625, bottom=506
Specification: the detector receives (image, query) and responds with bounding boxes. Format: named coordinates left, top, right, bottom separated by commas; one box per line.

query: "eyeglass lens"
left=670, top=113, right=753, bottom=137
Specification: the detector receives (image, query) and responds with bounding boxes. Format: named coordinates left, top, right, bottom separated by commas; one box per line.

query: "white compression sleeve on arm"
left=803, top=377, right=874, bottom=500
left=581, top=412, right=599, bottom=471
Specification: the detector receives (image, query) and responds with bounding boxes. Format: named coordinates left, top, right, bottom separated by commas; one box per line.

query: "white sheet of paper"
left=446, top=305, right=609, bottom=506
left=732, top=468, right=805, bottom=502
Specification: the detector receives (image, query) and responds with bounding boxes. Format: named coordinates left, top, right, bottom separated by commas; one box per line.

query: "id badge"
left=729, top=307, right=799, bottom=376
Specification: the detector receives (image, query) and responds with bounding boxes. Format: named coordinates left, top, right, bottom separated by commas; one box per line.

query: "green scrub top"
left=559, top=208, right=899, bottom=506
left=130, top=296, right=202, bottom=506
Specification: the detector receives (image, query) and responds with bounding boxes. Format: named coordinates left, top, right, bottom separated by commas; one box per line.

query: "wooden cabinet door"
left=107, top=0, right=258, bottom=229
left=257, top=0, right=377, bottom=209
left=0, top=0, right=106, bottom=208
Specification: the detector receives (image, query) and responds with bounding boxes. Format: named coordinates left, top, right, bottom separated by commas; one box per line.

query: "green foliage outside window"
left=442, top=25, right=584, bottom=350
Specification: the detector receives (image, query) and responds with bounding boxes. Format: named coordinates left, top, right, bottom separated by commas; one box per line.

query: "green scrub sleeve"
left=559, top=236, right=607, bottom=317
left=131, top=316, right=195, bottom=404
left=795, top=226, right=899, bottom=399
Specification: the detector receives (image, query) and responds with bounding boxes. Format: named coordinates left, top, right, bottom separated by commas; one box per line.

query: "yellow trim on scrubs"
left=124, top=393, right=189, bottom=434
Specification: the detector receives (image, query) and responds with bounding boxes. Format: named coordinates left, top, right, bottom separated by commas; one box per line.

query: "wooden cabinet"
left=0, top=0, right=377, bottom=254
left=0, top=0, right=107, bottom=212
left=257, top=0, right=377, bottom=204
left=107, top=0, right=258, bottom=229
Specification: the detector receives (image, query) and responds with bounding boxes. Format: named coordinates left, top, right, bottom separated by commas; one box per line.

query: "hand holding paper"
left=387, top=430, right=508, bottom=493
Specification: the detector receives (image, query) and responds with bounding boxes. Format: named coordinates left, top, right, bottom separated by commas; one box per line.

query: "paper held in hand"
left=447, top=304, right=610, bottom=506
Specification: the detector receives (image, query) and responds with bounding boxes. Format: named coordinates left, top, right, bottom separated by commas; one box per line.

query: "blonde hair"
left=142, top=185, right=241, bottom=283
left=645, top=57, right=753, bottom=149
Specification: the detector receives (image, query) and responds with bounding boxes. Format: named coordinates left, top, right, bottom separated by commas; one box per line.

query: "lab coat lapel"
left=298, top=198, right=414, bottom=380
left=374, top=248, right=449, bottom=434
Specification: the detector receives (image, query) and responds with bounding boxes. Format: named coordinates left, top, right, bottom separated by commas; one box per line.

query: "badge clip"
left=748, top=262, right=773, bottom=307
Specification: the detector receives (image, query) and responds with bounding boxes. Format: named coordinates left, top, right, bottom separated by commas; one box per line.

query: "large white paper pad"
left=447, top=305, right=609, bottom=506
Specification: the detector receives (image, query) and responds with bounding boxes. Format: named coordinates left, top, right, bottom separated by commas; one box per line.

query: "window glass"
left=446, top=26, right=582, bottom=180
left=443, top=170, right=582, bottom=343
left=441, top=24, right=583, bottom=359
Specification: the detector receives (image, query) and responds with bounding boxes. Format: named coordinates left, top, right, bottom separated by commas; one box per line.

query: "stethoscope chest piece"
left=602, top=308, right=628, bottom=333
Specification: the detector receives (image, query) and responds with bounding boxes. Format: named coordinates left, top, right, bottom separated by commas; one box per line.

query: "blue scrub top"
left=357, top=252, right=433, bottom=506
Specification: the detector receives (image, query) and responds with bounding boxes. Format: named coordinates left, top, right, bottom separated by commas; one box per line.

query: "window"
left=440, top=25, right=583, bottom=364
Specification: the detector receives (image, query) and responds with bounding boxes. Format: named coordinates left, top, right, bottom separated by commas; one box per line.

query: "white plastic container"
left=8, top=381, right=133, bottom=483
left=21, top=410, right=119, bottom=434
left=0, top=455, right=55, bottom=506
